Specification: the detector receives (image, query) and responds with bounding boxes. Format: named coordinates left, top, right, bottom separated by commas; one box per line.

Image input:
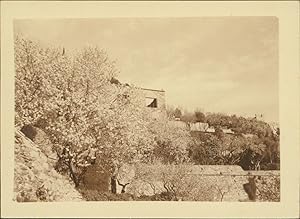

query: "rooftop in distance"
left=140, top=87, right=165, bottom=93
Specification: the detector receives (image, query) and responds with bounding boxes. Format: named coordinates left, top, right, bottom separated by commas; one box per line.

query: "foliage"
left=132, top=163, right=215, bottom=201
left=15, top=36, right=150, bottom=184
left=188, top=132, right=222, bottom=165
left=174, top=108, right=182, bottom=119
left=256, top=175, right=280, bottom=201
left=79, top=189, right=134, bottom=201
left=15, top=37, right=69, bottom=127
left=205, top=113, right=275, bottom=137
left=194, top=111, right=206, bottom=123
left=157, top=164, right=204, bottom=201
left=150, top=119, right=192, bottom=164
left=180, top=110, right=197, bottom=123
left=188, top=130, right=279, bottom=170
left=15, top=36, right=280, bottom=202
left=166, top=105, right=176, bottom=119
left=189, top=132, right=248, bottom=165
left=262, top=137, right=280, bottom=164
left=185, top=111, right=280, bottom=170
left=15, top=36, right=192, bottom=188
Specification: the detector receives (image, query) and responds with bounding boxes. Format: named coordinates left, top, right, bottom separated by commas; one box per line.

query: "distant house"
left=190, top=122, right=226, bottom=134
left=190, top=122, right=209, bottom=132
left=221, top=128, right=235, bottom=135
left=172, top=121, right=235, bottom=135
left=206, top=127, right=216, bottom=133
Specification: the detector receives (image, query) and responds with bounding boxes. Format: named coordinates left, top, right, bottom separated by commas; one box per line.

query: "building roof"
left=190, top=122, right=209, bottom=132
left=141, top=87, right=165, bottom=92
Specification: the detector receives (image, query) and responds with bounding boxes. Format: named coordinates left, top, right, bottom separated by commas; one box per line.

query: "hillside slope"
left=14, top=129, right=82, bottom=202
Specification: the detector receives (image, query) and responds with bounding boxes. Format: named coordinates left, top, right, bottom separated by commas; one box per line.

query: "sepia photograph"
left=13, top=17, right=280, bottom=202
left=1, top=1, right=299, bottom=218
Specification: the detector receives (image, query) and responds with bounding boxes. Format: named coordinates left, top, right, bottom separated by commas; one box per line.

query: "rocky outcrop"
left=14, top=128, right=82, bottom=202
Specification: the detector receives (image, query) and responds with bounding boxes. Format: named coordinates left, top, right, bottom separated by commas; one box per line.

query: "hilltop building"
left=141, top=87, right=167, bottom=119
left=110, top=77, right=167, bottom=119
left=142, top=88, right=166, bottom=110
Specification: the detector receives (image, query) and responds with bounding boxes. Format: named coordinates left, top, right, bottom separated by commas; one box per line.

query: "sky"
left=14, top=17, right=279, bottom=122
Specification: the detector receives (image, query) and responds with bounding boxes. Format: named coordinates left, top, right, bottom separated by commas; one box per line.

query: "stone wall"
left=117, top=164, right=280, bottom=202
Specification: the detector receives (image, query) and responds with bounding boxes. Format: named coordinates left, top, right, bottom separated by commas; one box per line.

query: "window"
left=145, top=97, right=158, bottom=108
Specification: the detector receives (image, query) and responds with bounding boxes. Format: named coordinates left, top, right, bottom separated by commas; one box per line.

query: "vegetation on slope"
left=14, top=36, right=280, bottom=202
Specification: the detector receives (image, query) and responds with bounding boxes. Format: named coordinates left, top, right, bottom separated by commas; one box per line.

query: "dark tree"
left=243, top=177, right=257, bottom=201
left=194, top=111, right=206, bottom=122
left=110, top=175, right=117, bottom=194
left=174, top=108, right=182, bottom=119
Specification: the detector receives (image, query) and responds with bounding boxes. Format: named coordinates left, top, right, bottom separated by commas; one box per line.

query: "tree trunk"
left=111, top=175, right=117, bottom=194
left=69, top=161, right=80, bottom=187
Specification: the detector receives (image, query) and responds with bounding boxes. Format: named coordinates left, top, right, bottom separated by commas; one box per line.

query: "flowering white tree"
left=149, top=119, right=192, bottom=164
left=15, top=37, right=70, bottom=128
left=15, top=37, right=155, bottom=187
left=15, top=36, right=192, bottom=190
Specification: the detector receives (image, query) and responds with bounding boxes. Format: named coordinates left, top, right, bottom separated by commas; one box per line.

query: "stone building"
left=141, top=88, right=167, bottom=119
left=142, top=88, right=166, bottom=110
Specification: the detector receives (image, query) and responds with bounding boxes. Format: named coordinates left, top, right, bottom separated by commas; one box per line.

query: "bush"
left=79, top=189, right=134, bottom=201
